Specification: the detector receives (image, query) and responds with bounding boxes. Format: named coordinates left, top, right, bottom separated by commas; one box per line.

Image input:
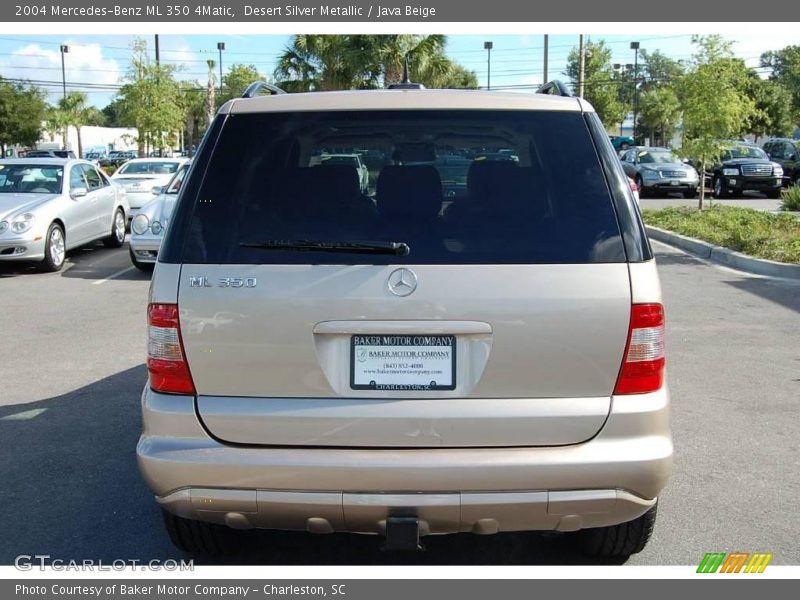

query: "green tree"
left=746, top=75, right=794, bottom=141
left=565, top=40, right=624, bottom=128
left=761, top=45, right=800, bottom=122
left=639, top=86, right=681, bottom=146
left=219, top=64, right=263, bottom=105
left=178, top=82, right=206, bottom=156
left=274, top=35, right=477, bottom=91
left=102, top=98, right=133, bottom=127
left=116, top=39, right=184, bottom=155
left=56, top=91, right=91, bottom=157
left=678, top=35, right=756, bottom=209
left=640, top=49, right=685, bottom=87
left=275, top=35, right=379, bottom=92
left=0, top=78, right=47, bottom=153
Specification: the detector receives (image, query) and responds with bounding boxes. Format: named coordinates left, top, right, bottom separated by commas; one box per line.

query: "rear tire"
left=574, top=502, right=658, bottom=559
left=162, top=510, right=240, bottom=557
left=129, top=248, right=154, bottom=272
left=103, top=208, right=126, bottom=248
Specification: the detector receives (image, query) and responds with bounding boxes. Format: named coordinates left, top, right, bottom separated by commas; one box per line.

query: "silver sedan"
left=129, top=161, right=190, bottom=271
left=0, top=159, right=129, bottom=272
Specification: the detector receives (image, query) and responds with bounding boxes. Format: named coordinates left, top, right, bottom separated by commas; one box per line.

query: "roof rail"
left=241, top=81, right=287, bottom=98
left=536, top=80, right=573, bottom=97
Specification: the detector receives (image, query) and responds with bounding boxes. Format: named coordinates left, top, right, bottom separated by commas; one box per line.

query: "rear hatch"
left=173, top=107, right=632, bottom=448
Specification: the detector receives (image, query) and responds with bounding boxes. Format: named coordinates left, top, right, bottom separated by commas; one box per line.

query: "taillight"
left=614, top=303, right=665, bottom=395
left=629, top=178, right=639, bottom=193
left=147, top=303, right=195, bottom=394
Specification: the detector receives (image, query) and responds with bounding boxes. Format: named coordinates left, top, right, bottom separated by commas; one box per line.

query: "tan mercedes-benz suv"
left=137, top=80, right=672, bottom=558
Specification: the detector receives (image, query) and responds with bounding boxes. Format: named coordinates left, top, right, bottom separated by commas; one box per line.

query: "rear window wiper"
left=239, top=239, right=411, bottom=256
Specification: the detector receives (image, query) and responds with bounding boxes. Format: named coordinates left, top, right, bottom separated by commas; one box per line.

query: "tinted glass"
left=0, top=164, right=64, bottom=193
left=638, top=149, right=679, bottom=164
left=724, top=146, right=767, bottom=160
left=181, top=110, right=624, bottom=265
left=118, top=161, right=180, bottom=175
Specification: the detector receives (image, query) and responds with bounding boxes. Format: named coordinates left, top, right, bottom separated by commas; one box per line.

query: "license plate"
left=670, top=180, right=680, bottom=186
left=350, top=334, right=456, bottom=391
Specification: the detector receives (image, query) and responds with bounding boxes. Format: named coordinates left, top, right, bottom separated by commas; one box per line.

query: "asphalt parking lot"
left=1, top=205, right=798, bottom=566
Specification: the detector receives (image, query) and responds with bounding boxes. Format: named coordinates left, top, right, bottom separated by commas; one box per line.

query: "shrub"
left=781, top=185, right=800, bottom=212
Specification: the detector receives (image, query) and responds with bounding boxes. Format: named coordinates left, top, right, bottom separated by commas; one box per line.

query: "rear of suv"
left=137, top=82, right=672, bottom=559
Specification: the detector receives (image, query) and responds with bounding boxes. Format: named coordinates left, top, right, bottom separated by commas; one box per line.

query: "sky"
left=0, top=32, right=797, bottom=108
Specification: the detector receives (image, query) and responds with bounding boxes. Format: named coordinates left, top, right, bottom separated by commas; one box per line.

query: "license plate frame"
left=350, top=334, right=457, bottom=391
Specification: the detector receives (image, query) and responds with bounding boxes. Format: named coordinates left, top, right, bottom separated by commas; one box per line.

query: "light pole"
left=59, top=45, right=69, bottom=101
left=484, top=41, right=493, bottom=90
left=613, top=63, right=635, bottom=137
left=217, top=42, right=225, bottom=92
left=630, top=41, right=640, bottom=143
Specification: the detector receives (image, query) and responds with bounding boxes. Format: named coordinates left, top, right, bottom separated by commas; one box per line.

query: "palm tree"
left=179, top=82, right=206, bottom=156
left=58, top=91, right=91, bottom=157
left=204, top=60, right=216, bottom=127
left=274, top=35, right=380, bottom=92
left=274, top=35, right=477, bottom=92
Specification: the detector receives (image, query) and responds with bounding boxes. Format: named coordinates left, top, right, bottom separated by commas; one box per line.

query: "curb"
left=645, top=225, right=800, bottom=280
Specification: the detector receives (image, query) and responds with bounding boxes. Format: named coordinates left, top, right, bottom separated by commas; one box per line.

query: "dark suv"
left=763, top=138, right=800, bottom=187
left=709, top=143, right=783, bottom=199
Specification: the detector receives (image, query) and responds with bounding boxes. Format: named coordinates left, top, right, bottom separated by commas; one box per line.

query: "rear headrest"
left=312, top=164, right=361, bottom=200
left=467, top=160, right=520, bottom=199
left=377, top=166, right=442, bottom=220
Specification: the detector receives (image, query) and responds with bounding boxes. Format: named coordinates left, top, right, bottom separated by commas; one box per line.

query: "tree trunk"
left=698, top=159, right=705, bottom=211
left=76, top=126, right=83, bottom=159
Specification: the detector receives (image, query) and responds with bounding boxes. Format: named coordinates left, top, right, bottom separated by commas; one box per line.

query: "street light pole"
left=484, top=41, right=493, bottom=90
left=59, top=45, right=69, bottom=101
left=578, top=35, right=585, bottom=98
left=631, top=41, right=640, bottom=143
left=543, top=34, right=549, bottom=83
left=217, top=42, right=225, bottom=92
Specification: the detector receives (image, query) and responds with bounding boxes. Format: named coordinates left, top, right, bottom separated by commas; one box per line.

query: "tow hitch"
left=384, top=517, right=423, bottom=551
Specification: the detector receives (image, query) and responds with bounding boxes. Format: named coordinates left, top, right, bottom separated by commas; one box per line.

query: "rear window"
left=118, top=161, right=180, bottom=175
left=180, top=110, right=624, bottom=265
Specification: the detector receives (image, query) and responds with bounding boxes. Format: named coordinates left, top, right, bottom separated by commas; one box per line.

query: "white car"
left=129, top=161, right=190, bottom=271
left=0, top=158, right=128, bottom=271
left=111, top=157, right=188, bottom=215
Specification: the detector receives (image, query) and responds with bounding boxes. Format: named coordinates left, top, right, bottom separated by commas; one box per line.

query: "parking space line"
left=92, top=266, right=135, bottom=285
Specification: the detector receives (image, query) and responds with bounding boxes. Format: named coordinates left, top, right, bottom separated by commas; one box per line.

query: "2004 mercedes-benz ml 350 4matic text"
left=136, top=81, right=672, bottom=559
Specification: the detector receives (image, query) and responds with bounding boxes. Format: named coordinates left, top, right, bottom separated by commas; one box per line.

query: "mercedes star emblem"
left=387, top=268, right=418, bottom=297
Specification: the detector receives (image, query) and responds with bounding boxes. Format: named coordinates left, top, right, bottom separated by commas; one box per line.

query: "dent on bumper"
left=137, top=386, right=672, bottom=534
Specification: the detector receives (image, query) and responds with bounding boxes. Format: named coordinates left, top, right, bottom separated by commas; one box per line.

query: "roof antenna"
left=388, top=55, right=426, bottom=90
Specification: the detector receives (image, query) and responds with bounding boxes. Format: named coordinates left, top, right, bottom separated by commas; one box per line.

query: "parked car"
left=310, top=153, right=370, bottom=192
left=610, top=135, right=634, bottom=152
left=762, top=138, right=800, bottom=187
left=137, top=82, right=670, bottom=559
left=620, top=147, right=700, bottom=198
left=24, top=149, right=77, bottom=159
left=110, top=157, right=189, bottom=215
left=707, top=142, right=783, bottom=199
left=98, top=150, right=137, bottom=170
left=129, top=161, right=190, bottom=271
left=0, top=159, right=128, bottom=271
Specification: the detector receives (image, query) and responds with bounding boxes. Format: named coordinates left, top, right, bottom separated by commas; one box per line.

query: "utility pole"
left=484, top=41, right=493, bottom=90
left=543, top=34, right=549, bottom=83
left=59, top=45, right=69, bottom=101
left=578, top=35, right=585, bottom=98
left=631, top=41, right=640, bottom=143
left=155, top=34, right=160, bottom=64
left=217, top=42, right=225, bottom=93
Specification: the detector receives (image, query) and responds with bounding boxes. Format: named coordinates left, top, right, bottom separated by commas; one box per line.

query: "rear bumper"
left=137, top=386, right=672, bottom=534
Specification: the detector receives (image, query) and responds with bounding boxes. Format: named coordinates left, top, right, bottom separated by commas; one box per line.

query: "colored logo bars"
left=697, top=552, right=773, bottom=573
